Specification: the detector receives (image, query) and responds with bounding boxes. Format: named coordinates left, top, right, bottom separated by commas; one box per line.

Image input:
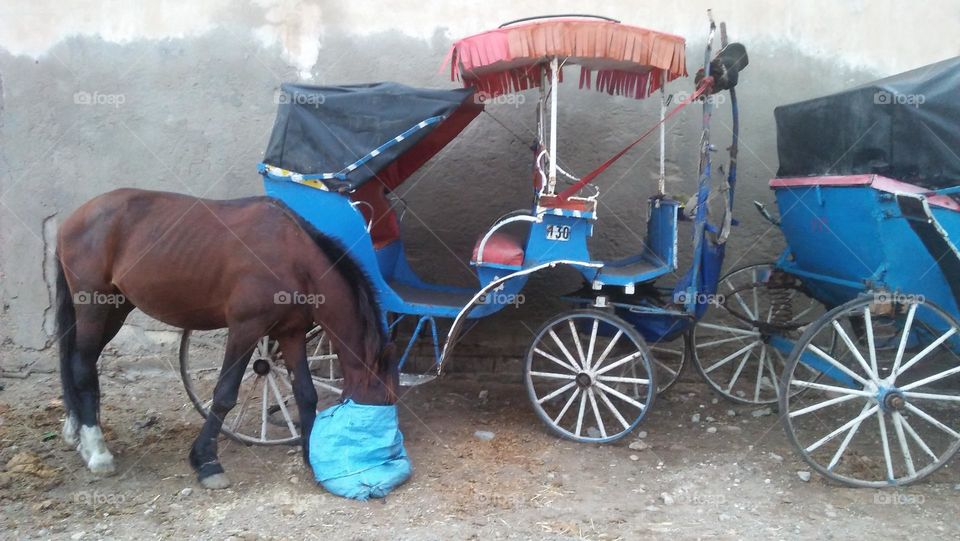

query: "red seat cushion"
left=538, top=194, right=596, bottom=212
left=472, top=232, right=524, bottom=266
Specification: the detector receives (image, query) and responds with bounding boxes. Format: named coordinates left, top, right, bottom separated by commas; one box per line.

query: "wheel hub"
left=877, top=387, right=906, bottom=412
left=575, top=372, right=593, bottom=388
left=252, top=358, right=271, bottom=376
left=883, top=390, right=907, bottom=411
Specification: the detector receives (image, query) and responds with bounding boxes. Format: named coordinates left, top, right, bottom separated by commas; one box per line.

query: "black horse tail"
left=55, top=256, right=79, bottom=416
left=354, top=277, right=386, bottom=371
left=310, top=236, right=387, bottom=370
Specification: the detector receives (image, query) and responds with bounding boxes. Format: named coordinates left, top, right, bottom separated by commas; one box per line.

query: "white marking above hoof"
left=78, top=425, right=116, bottom=476
left=200, top=473, right=232, bottom=490
left=62, top=415, right=80, bottom=448
left=87, top=452, right=116, bottom=476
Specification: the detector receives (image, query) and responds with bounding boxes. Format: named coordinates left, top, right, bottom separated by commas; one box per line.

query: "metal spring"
left=768, top=285, right=793, bottom=326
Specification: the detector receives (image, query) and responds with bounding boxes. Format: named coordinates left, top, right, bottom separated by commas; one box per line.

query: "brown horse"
left=55, top=188, right=396, bottom=489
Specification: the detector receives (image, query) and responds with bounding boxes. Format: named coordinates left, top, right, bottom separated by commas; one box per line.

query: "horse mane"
left=268, top=198, right=388, bottom=371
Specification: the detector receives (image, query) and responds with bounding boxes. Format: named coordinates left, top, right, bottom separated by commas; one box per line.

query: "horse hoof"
left=87, top=454, right=116, bottom=477
left=200, top=473, right=231, bottom=490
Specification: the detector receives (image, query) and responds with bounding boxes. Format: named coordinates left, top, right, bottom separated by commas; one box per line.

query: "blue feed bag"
left=308, top=400, right=412, bottom=500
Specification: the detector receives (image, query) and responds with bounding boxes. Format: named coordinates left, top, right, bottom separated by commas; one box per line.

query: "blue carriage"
left=179, top=14, right=749, bottom=446
left=691, top=57, right=960, bottom=486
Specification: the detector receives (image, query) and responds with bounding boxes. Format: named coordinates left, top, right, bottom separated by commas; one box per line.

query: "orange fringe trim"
left=447, top=19, right=687, bottom=99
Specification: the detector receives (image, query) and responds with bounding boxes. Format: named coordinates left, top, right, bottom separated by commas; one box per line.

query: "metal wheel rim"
left=524, top=309, right=656, bottom=443
left=691, top=263, right=826, bottom=405
left=780, top=295, right=960, bottom=487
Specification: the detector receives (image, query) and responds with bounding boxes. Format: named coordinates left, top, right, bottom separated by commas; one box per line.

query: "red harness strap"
left=556, top=77, right=714, bottom=201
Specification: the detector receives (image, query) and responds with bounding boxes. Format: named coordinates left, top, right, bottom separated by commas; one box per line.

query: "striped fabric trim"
left=260, top=115, right=445, bottom=184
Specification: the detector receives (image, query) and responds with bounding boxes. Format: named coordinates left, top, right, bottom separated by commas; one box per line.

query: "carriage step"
left=399, top=373, right=437, bottom=387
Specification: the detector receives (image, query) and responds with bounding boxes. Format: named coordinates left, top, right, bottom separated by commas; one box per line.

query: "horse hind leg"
left=62, top=300, right=132, bottom=449
left=70, top=299, right=133, bottom=476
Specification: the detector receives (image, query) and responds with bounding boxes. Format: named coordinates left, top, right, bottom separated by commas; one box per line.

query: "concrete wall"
left=1, top=0, right=958, bottom=363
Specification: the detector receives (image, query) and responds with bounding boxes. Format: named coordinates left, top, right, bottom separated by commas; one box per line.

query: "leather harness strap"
left=557, top=76, right=715, bottom=201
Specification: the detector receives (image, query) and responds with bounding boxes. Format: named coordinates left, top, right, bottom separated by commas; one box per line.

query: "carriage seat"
left=538, top=194, right=597, bottom=213
left=471, top=232, right=524, bottom=267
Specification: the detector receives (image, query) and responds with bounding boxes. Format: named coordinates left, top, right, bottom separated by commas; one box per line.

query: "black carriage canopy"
left=775, top=56, right=960, bottom=189
left=263, top=82, right=482, bottom=192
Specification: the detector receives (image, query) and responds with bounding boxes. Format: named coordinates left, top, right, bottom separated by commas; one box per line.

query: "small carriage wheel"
left=690, top=263, right=827, bottom=405
left=179, top=326, right=342, bottom=446
left=524, top=309, right=656, bottom=443
left=781, top=294, right=960, bottom=487
left=649, top=330, right=690, bottom=395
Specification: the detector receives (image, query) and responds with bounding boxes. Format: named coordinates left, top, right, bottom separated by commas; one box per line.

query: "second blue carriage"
left=691, top=56, right=960, bottom=486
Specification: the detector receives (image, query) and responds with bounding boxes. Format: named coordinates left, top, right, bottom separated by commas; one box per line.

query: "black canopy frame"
left=775, top=56, right=960, bottom=190
left=263, top=82, right=481, bottom=192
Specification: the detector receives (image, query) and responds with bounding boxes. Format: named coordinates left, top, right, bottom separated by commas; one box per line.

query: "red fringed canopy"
left=446, top=18, right=687, bottom=100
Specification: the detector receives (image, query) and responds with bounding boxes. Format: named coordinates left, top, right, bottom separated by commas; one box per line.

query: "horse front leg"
left=278, top=333, right=317, bottom=463
left=189, top=326, right=258, bottom=490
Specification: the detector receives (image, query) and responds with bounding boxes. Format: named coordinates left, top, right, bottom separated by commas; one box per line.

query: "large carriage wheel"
left=690, top=263, right=828, bottom=405
left=524, top=309, right=656, bottom=443
left=179, top=325, right=341, bottom=446
left=781, top=294, right=960, bottom=487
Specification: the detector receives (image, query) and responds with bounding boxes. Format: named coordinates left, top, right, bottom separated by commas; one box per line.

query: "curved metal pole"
left=498, top=14, right=620, bottom=28
left=349, top=200, right=374, bottom=232
left=684, top=14, right=718, bottom=313
left=437, top=260, right=603, bottom=374
left=728, top=86, right=739, bottom=195
left=536, top=149, right=550, bottom=196
left=475, top=214, right=541, bottom=264
left=717, top=86, right=739, bottom=244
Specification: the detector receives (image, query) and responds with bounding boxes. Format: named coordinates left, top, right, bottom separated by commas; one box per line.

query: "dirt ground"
left=1, top=352, right=958, bottom=541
